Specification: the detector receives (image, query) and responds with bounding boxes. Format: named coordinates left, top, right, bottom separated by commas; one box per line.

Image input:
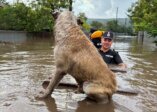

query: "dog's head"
left=52, top=10, right=82, bottom=26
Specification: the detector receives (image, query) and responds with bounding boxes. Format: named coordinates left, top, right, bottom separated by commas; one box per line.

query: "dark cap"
left=90, top=28, right=97, bottom=33
left=77, top=18, right=83, bottom=25
left=103, top=31, right=113, bottom=39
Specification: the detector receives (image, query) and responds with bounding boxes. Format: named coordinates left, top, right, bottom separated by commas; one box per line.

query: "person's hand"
left=118, top=63, right=127, bottom=70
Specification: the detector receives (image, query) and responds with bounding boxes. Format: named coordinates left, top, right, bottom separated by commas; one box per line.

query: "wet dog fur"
left=37, top=10, right=117, bottom=103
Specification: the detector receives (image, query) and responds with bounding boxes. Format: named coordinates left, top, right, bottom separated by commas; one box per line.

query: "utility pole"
left=116, top=7, right=118, bottom=24
left=69, top=0, right=73, bottom=11
left=115, top=7, right=118, bottom=37
left=124, top=18, right=127, bottom=35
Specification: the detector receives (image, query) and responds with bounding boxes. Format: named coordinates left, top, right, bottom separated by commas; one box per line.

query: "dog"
left=37, top=10, right=117, bottom=103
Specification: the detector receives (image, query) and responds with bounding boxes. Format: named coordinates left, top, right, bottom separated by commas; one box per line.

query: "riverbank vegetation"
left=90, top=20, right=133, bottom=35
left=128, top=0, right=157, bottom=37
left=0, top=0, right=72, bottom=32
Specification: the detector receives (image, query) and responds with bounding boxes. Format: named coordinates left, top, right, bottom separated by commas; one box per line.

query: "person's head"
left=101, top=31, right=113, bottom=50
left=90, top=30, right=104, bottom=48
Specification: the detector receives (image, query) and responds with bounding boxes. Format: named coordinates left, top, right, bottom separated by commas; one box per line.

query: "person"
left=90, top=30, right=104, bottom=49
left=99, top=31, right=127, bottom=69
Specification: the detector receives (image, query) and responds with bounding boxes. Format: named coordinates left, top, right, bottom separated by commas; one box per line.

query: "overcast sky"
left=6, top=0, right=137, bottom=19
left=73, top=0, right=138, bottom=19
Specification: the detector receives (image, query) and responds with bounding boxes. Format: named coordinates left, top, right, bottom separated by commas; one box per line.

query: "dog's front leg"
left=37, top=70, right=66, bottom=99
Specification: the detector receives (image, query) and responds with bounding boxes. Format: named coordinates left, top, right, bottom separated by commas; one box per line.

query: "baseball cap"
left=103, top=31, right=113, bottom=40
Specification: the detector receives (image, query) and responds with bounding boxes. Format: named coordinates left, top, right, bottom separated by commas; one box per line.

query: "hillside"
left=87, top=18, right=132, bottom=27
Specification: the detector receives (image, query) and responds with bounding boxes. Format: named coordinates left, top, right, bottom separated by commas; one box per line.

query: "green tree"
left=0, top=0, right=75, bottom=32
left=128, top=0, right=157, bottom=37
left=27, top=0, right=75, bottom=32
left=34, top=0, right=73, bottom=12
left=77, top=12, right=90, bottom=31
left=11, top=3, right=30, bottom=30
left=104, top=20, right=133, bottom=35
left=77, top=12, right=87, bottom=22
left=0, top=1, right=58, bottom=32
left=90, top=21, right=104, bottom=30
left=0, top=3, right=30, bottom=30
left=26, top=6, right=53, bottom=32
left=105, top=20, right=117, bottom=32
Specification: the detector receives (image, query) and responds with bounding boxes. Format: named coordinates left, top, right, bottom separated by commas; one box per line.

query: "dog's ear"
left=52, top=11, right=60, bottom=20
left=77, top=18, right=83, bottom=25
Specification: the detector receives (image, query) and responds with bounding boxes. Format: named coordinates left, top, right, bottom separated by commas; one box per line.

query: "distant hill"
left=87, top=18, right=132, bottom=27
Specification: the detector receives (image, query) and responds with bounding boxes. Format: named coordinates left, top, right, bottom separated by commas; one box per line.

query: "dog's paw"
left=74, top=88, right=84, bottom=94
left=35, top=89, right=50, bottom=99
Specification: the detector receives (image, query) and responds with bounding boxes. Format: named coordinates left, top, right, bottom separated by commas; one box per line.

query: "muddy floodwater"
left=0, top=35, right=157, bottom=112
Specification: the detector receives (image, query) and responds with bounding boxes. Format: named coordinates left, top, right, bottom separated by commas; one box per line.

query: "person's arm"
left=118, top=63, right=127, bottom=69
left=114, top=51, right=127, bottom=69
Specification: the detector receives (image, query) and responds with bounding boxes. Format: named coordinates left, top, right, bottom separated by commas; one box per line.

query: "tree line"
left=0, top=0, right=138, bottom=35
left=90, top=20, right=133, bottom=35
left=0, top=0, right=72, bottom=32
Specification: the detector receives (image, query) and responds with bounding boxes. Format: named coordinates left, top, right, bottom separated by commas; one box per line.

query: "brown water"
left=0, top=36, right=157, bottom=112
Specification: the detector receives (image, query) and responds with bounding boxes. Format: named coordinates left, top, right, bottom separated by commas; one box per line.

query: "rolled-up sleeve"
left=114, top=52, right=123, bottom=64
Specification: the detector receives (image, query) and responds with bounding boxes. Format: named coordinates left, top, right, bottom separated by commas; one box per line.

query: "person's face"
left=101, top=38, right=113, bottom=50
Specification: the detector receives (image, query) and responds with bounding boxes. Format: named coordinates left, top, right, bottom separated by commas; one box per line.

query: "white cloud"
left=73, top=0, right=137, bottom=19
left=73, top=0, right=113, bottom=18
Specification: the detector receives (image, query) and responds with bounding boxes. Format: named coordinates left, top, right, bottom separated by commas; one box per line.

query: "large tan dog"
left=37, top=10, right=117, bottom=103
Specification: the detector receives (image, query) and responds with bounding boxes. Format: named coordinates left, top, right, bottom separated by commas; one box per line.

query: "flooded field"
left=0, top=36, right=157, bottom=112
